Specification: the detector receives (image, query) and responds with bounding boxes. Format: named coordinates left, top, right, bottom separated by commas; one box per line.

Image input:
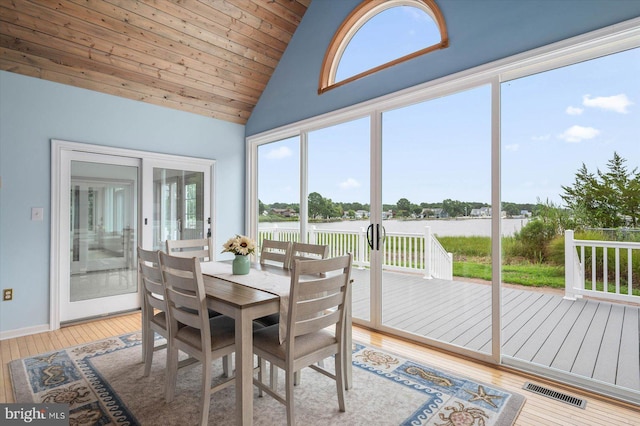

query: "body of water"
left=259, top=217, right=530, bottom=237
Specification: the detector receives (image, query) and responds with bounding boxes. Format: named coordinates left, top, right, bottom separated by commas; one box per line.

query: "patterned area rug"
left=10, top=332, right=525, bottom=425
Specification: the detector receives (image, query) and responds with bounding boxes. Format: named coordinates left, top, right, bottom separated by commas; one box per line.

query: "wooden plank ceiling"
left=0, top=0, right=310, bottom=124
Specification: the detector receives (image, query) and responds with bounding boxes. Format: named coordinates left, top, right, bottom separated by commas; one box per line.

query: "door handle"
left=379, top=225, right=386, bottom=250
left=366, top=224, right=374, bottom=250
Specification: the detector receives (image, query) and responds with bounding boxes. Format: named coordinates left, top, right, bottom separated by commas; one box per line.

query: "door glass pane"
left=153, top=168, right=205, bottom=250
left=257, top=137, right=300, bottom=250
left=381, top=86, right=492, bottom=352
left=501, top=47, right=640, bottom=395
left=69, top=161, right=138, bottom=301
left=308, top=118, right=371, bottom=321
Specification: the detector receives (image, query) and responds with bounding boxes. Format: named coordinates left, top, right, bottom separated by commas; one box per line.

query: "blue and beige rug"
left=9, top=332, right=525, bottom=425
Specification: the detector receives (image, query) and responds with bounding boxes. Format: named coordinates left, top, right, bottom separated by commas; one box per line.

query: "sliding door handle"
left=366, top=224, right=374, bottom=250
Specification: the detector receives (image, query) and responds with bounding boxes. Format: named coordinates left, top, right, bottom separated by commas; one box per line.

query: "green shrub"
left=512, top=219, right=557, bottom=262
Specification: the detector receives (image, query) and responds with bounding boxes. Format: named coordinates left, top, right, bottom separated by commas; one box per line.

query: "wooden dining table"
left=200, top=260, right=353, bottom=426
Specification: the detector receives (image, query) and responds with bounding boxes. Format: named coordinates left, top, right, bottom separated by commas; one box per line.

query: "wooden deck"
left=350, top=268, right=640, bottom=400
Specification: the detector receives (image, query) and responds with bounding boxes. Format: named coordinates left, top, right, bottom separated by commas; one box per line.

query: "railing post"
left=564, top=229, right=577, bottom=300
left=358, top=227, right=366, bottom=269
left=272, top=224, right=279, bottom=241
left=310, top=225, right=317, bottom=244
left=424, top=226, right=432, bottom=279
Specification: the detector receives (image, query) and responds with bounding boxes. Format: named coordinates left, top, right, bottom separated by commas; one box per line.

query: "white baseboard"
left=0, top=324, right=52, bottom=341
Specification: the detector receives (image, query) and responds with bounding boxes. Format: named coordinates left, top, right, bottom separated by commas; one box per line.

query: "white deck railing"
left=564, top=229, right=639, bottom=303
left=258, top=225, right=453, bottom=280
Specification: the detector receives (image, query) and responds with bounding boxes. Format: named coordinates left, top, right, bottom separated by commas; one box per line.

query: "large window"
left=249, top=23, right=639, bottom=403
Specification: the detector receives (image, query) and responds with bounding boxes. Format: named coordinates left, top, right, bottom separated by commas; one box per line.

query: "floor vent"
left=522, top=382, right=587, bottom=409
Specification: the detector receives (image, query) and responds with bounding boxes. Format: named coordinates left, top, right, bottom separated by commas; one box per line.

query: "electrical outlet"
left=3, top=288, right=13, bottom=301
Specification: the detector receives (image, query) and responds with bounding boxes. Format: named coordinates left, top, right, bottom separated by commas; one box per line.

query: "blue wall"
left=246, top=0, right=640, bottom=135
left=0, top=71, right=245, bottom=334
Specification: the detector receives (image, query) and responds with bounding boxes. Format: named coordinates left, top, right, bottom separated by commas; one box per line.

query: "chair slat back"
left=138, top=248, right=166, bottom=314
left=288, top=254, right=352, bottom=341
left=260, top=239, right=292, bottom=269
left=159, top=252, right=210, bottom=336
left=291, top=242, right=329, bottom=262
left=166, top=238, right=214, bottom=261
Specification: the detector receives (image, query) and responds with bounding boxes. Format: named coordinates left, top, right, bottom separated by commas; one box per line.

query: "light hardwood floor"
left=1, top=312, right=638, bottom=425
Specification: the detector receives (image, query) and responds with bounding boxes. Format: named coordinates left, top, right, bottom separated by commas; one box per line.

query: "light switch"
left=31, top=207, right=44, bottom=221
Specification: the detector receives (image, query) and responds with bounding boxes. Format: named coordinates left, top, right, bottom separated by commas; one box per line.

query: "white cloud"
left=338, top=178, right=361, bottom=190
left=265, top=146, right=292, bottom=160
left=582, top=94, right=633, bottom=113
left=531, top=134, right=551, bottom=141
left=504, top=144, right=519, bottom=151
left=558, top=125, right=600, bottom=143
left=566, top=106, right=583, bottom=115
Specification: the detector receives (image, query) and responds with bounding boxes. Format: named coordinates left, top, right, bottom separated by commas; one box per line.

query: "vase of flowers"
left=222, top=235, right=256, bottom=275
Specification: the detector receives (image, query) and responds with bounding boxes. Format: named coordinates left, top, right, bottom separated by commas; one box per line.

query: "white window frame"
left=247, top=16, right=640, bottom=357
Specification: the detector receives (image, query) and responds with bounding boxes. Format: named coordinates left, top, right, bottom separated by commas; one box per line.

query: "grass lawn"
left=453, top=261, right=566, bottom=288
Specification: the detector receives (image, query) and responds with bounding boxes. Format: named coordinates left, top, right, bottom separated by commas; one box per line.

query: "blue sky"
left=258, top=6, right=638, bottom=207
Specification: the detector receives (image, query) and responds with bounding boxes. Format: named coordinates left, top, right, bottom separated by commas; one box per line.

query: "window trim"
left=318, top=0, right=449, bottom=94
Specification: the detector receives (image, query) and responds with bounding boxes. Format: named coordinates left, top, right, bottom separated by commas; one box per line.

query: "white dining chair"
left=166, top=237, right=214, bottom=261
left=159, top=251, right=237, bottom=426
left=253, top=254, right=353, bottom=426
left=260, top=239, right=292, bottom=269
left=138, top=247, right=169, bottom=377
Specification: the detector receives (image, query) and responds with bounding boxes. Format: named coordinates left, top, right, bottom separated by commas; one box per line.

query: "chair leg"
left=142, top=330, right=155, bottom=377
left=200, top=359, right=213, bottom=426
left=258, top=357, right=266, bottom=397
left=285, top=369, right=295, bottom=426
left=270, top=363, right=278, bottom=390
left=165, top=344, right=179, bottom=403
left=222, top=354, right=232, bottom=378
left=335, top=350, right=346, bottom=412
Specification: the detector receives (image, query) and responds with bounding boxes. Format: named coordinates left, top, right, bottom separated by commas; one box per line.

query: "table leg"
left=235, top=310, right=255, bottom=426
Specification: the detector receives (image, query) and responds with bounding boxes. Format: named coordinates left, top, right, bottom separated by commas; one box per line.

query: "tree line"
left=260, top=152, right=639, bottom=228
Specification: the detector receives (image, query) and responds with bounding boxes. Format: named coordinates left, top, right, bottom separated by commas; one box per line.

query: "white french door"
left=59, top=151, right=141, bottom=323
left=52, top=141, right=214, bottom=326
left=140, top=158, right=212, bottom=251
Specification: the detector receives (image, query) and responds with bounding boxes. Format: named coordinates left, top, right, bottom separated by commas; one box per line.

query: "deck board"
left=571, top=303, right=612, bottom=378
left=511, top=298, right=574, bottom=362
left=531, top=300, right=587, bottom=366
left=349, top=268, right=640, bottom=397
left=617, top=307, right=640, bottom=389
left=592, top=304, right=625, bottom=384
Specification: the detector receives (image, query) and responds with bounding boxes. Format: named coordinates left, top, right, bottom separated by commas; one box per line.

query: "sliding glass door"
left=53, top=141, right=214, bottom=325
left=379, top=86, right=493, bottom=354
left=308, top=118, right=371, bottom=322
left=61, top=151, right=140, bottom=323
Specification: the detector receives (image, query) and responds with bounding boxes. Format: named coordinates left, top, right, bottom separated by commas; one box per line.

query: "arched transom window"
left=319, top=0, right=448, bottom=94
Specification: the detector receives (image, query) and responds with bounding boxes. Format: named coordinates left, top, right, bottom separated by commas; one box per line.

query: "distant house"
left=342, top=209, right=369, bottom=219
left=470, top=207, right=496, bottom=217
left=382, top=210, right=393, bottom=220
left=420, top=208, right=447, bottom=219
left=270, top=208, right=298, bottom=218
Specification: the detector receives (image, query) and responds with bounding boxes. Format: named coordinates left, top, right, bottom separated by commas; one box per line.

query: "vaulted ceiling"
left=0, top=0, right=310, bottom=124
